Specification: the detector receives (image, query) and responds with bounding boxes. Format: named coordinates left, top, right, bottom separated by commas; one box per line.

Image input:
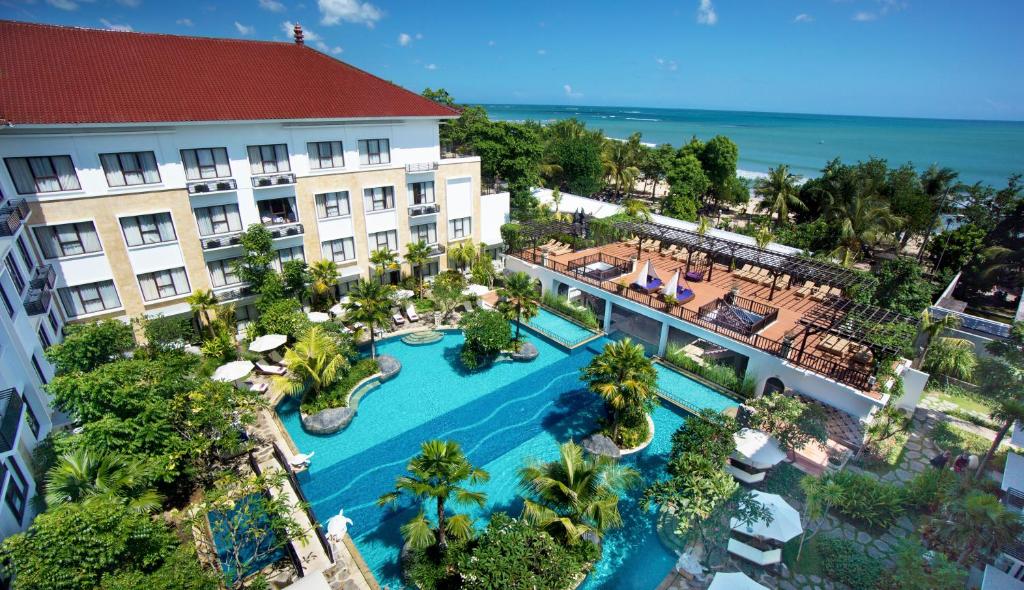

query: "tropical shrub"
left=876, top=539, right=966, bottom=590
left=431, top=270, right=467, bottom=320
left=98, top=545, right=220, bottom=590
left=45, top=319, right=136, bottom=374
left=135, top=314, right=196, bottom=351
left=541, top=292, right=599, bottom=329
left=276, top=326, right=349, bottom=403
left=662, top=345, right=754, bottom=397
left=250, top=298, right=311, bottom=340
left=826, top=471, right=904, bottom=529
left=746, top=393, right=828, bottom=455
left=902, top=468, right=956, bottom=514
left=301, top=358, right=379, bottom=414
left=459, top=309, right=512, bottom=370
left=815, top=537, right=883, bottom=590
left=200, top=329, right=237, bottom=362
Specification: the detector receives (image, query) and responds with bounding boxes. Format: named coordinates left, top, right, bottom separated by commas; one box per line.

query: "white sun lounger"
left=405, top=305, right=420, bottom=322
left=393, top=312, right=406, bottom=325
left=256, top=362, right=286, bottom=376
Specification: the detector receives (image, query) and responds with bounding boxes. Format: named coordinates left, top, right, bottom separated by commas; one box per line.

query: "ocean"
left=478, top=104, right=1024, bottom=186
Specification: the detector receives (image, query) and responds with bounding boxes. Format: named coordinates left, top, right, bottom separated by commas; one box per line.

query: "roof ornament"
left=293, top=23, right=304, bottom=45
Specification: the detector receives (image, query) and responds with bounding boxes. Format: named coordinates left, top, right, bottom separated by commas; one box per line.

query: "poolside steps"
left=401, top=330, right=444, bottom=345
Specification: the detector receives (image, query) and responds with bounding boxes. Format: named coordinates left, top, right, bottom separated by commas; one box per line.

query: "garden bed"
left=300, top=358, right=381, bottom=414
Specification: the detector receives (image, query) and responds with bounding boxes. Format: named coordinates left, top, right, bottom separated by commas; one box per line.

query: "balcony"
left=408, top=203, right=440, bottom=217
left=266, top=222, right=303, bottom=239
left=251, top=173, right=296, bottom=188
left=440, top=143, right=476, bottom=159
left=200, top=232, right=243, bottom=250
left=406, top=162, right=439, bottom=173
left=214, top=284, right=254, bottom=302
left=29, top=264, right=55, bottom=290
left=426, top=243, right=446, bottom=257
left=0, top=199, right=30, bottom=237
left=23, top=264, right=55, bottom=316
left=0, top=388, right=25, bottom=454
left=187, top=179, right=237, bottom=195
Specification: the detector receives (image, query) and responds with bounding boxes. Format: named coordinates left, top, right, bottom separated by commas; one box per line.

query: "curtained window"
left=315, top=191, right=350, bottom=218
left=272, top=246, right=304, bottom=272
left=208, top=257, right=242, bottom=288
left=5, top=156, right=81, bottom=194
left=99, top=151, right=161, bottom=187
left=409, top=181, right=435, bottom=204
left=322, top=237, right=355, bottom=263
left=449, top=217, right=471, bottom=239
left=58, top=280, right=121, bottom=317
left=369, top=230, right=397, bottom=252
left=410, top=222, right=437, bottom=245
left=4, top=254, right=25, bottom=294
left=193, top=204, right=242, bottom=236
left=120, top=212, right=176, bottom=247
left=180, top=148, right=231, bottom=180
left=33, top=222, right=102, bottom=259
left=358, top=139, right=390, bottom=165
left=137, top=267, right=189, bottom=301
left=365, top=186, right=395, bottom=211
left=307, top=141, right=345, bottom=170
left=247, top=144, right=290, bottom=175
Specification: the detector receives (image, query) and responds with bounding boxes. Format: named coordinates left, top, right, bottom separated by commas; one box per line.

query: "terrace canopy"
left=733, top=429, right=786, bottom=470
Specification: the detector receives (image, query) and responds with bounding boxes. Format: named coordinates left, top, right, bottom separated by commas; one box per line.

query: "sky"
left=2, top=0, right=1023, bottom=121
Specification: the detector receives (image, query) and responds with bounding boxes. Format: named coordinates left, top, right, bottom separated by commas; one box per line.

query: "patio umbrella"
left=248, top=334, right=287, bottom=353
left=326, top=508, right=354, bottom=541
left=707, top=572, right=768, bottom=590
left=212, top=360, right=254, bottom=383
left=733, top=428, right=786, bottom=470
left=392, top=289, right=414, bottom=301
left=731, top=490, right=802, bottom=542
left=664, top=269, right=680, bottom=294
left=462, top=284, right=490, bottom=297
left=307, top=311, right=330, bottom=323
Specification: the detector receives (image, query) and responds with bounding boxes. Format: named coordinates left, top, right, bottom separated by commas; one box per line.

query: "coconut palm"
left=580, top=338, right=658, bottom=442
left=518, top=440, right=639, bottom=544
left=497, top=272, right=539, bottom=344
left=405, top=240, right=432, bottom=298
left=276, top=326, right=348, bottom=400
left=346, top=279, right=395, bottom=358
left=369, top=247, right=399, bottom=278
left=755, top=165, right=805, bottom=227
left=603, top=137, right=642, bottom=196
left=45, top=450, right=162, bottom=513
left=377, top=439, right=489, bottom=552
left=796, top=475, right=845, bottom=560
left=916, top=309, right=962, bottom=368
left=928, top=490, right=1023, bottom=565
left=187, top=288, right=219, bottom=338
left=828, top=189, right=902, bottom=266
left=449, top=240, right=478, bottom=271
left=923, top=337, right=977, bottom=382
left=917, top=165, right=960, bottom=262
left=307, top=259, right=339, bottom=310
left=622, top=198, right=652, bottom=222
left=975, top=395, right=1024, bottom=480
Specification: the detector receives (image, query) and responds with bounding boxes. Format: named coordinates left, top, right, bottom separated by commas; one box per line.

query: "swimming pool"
left=654, top=363, right=739, bottom=415
left=207, top=493, right=287, bottom=583
left=526, top=307, right=599, bottom=347
left=277, top=328, right=735, bottom=589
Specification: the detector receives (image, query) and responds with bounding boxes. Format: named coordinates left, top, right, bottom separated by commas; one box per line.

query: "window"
left=208, top=258, right=242, bottom=288
left=0, top=283, right=13, bottom=318
left=58, top=281, right=121, bottom=317
left=120, top=212, right=176, bottom=247
left=449, top=217, right=472, bottom=239
left=4, top=459, right=27, bottom=524
left=100, top=151, right=161, bottom=187
left=337, top=278, right=358, bottom=296
left=248, top=144, right=291, bottom=175
left=365, top=186, right=395, bottom=211
left=409, top=181, right=435, bottom=205
left=257, top=198, right=298, bottom=225
left=5, top=155, right=81, bottom=194
left=30, top=355, right=46, bottom=385
left=307, top=141, right=345, bottom=170
left=369, top=230, right=398, bottom=252
left=15, top=235, right=33, bottom=271
left=47, top=308, right=59, bottom=332
left=421, top=261, right=440, bottom=279
left=410, top=222, right=437, bottom=245
left=33, top=222, right=102, bottom=259
left=37, top=326, right=51, bottom=349
left=315, top=191, right=350, bottom=219
left=4, top=254, right=24, bottom=294
left=322, top=238, right=356, bottom=263
left=137, top=267, right=190, bottom=301
left=23, top=398, right=40, bottom=439
left=194, top=204, right=242, bottom=236
left=358, top=139, right=390, bottom=165
left=272, top=246, right=304, bottom=272
left=180, top=147, right=231, bottom=180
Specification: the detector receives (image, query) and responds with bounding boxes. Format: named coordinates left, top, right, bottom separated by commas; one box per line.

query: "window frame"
left=207, top=257, right=242, bottom=288
left=4, top=254, right=25, bottom=295
left=99, top=151, right=161, bottom=187
left=323, top=237, right=356, bottom=263
left=33, top=221, right=103, bottom=259
left=272, top=246, right=305, bottom=273
left=180, top=147, right=231, bottom=181
left=0, top=282, right=14, bottom=318
left=365, top=186, right=395, bottom=211
left=3, top=459, right=27, bottom=524
left=119, top=212, right=177, bottom=248
left=410, top=222, right=437, bottom=245
left=449, top=217, right=472, bottom=239
left=137, top=267, right=190, bottom=302
left=58, top=280, right=121, bottom=318
left=409, top=181, right=435, bottom=205
left=247, top=144, right=291, bottom=175
left=4, top=155, right=81, bottom=194
left=358, top=139, right=391, bottom=166
left=369, top=230, right=398, bottom=252
left=194, top=203, right=242, bottom=237
left=307, top=141, right=345, bottom=170
left=15, top=235, right=33, bottom=271
left=316, top=191, right=351, bottom=219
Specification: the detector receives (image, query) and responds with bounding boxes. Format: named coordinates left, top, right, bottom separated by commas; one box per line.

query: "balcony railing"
left=200, top=231, right=243, bottom=250
left=408, top=203, right=440, bottom=217
left=1006, top=488, right=1024, bottom=512
left=0, top=388, right=25, bottom=454
left=406, top=162, right=439, bottom=173
left=266, top=222, right=303, bottom=239
left=29, top=264, right=55, bottom=290
left=427, top=243, right=446, bottom=257
left=23, top=286, right=51, bottom=316
left=0, top=199, right=30, bottom=237
left=214, top=285, right=254, bottom=302
left=696, top=296, right=779, bottom=336
left=440, top=143, right=476, bottom=159
left=187, top=179, right=237, bottom=194
left=510, top=249, right=875, bottom=391
left=251, top=173, right=296, bottom=188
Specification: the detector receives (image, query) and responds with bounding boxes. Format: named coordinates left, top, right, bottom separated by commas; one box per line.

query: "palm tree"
left=796, top=475, right=845, bottom=560
left=603, top=138, right=641, bottom=196
left=755, top=165, right=805, bottom=227
left=307, top=259, right=339, bottom=310
left=346, top=279, right=395, bottom=358
left=187, top=289, right=219, bottom=338
left=276, top=326, right=348, bottom=400
left=369, top=247, right=399, bottom=279
left=377, top=440, right=489, bottom=552
left=828, top=189, right=901, bottom=266
left=622, top=198, right=652, bottom=222
left=917, top=165, right=960, bottom=262
left=975, top=396, right=1024, bottom=479
left=916, top=309, right=962, bottom=368
left=580, top=338, right=658, bottom=442
left=928, top=491, right=1023, bottom=565
left=518, top=440, right=639, bottom=544
left=498, top=272, right=539, bottom=344
left=45, top=450, right=162, bottom=513
left=923, top=337, right=977, bottom=383
left=405, top=240, right=432, bottom=298
left=449, top=240, right=477, bottom=271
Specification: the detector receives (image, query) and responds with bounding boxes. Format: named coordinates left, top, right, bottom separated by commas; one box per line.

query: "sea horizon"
left=478, top=103, right=1024, bottom=186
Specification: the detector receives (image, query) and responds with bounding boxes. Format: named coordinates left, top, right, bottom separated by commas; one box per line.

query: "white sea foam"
left=625, top=117, right=660, bottom=122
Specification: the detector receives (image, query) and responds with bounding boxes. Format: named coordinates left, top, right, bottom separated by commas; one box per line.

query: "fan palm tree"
left=497, top=272, right=539, bottom=344
left=405, top=240, right=432, bottom=298
left=449, top=240, right=478, bottom=271
left=828, top=189, right=902, bottom=266
left=377, top=439, right=489, bottom=552
left=923, top=337, right=977, bottom=383
left=187, top=289, right=219, bottom=338
left=307, top=259, right=339, bottom=310
left=755, top=165, right=805, bottom=227
left=369, top=247, right=399, bottom=279
left=45, top=450, right=162, bottom=513
left=275, top=326, right=348, bottom=400
left=518, top=440, right=639, bottom=544
left=580, top=338, right=658, bottom=442
left=916, top=309, right=962, bottom=368
left=928, top=491, right=1023, bottom=565
left=346, top=279, right=395, bottom=358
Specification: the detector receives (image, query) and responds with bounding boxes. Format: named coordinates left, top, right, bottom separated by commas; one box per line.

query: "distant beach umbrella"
left=248, top=334, right=287, bottom=353
left=392, top=289, right=414, bottom=301
left=462, top=284, right=490, bottom=297
left=212, top=360, right=255, bottom=382
left=307, top=311, right=330, bottom=323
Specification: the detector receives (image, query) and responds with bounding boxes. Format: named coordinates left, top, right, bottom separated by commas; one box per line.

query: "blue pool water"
left=654, top=363, right=740, bottom=415
left=278, top=328, right=735, bottom=589
left=526, top=307, right=598, bottom=346
left=208, top=494, right=287, bottom=583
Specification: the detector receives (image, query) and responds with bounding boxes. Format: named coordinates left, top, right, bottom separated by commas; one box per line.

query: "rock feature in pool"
left=582, top=434, right=621, bottom=459
left=377, top=355, right=401, bottom=380
left=303, top=406, right=354, bottom=434
left=510, top=341, right=539, bottom=362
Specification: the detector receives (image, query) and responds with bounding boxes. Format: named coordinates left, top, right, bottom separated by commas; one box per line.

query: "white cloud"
left=316, top=41, right=343, bottom=54
left=234, top=21, right=255, bottom=35
left=696, top=0, right=717, bottom=25
left=176, top=18, right=194, bottom=26
left=99, top=18, right=132, bottom=31
left=46, top=0, right=85, bottom=10
left=794, top=13, right=813, bottom=23
left=282, top=20, right=320, bottom=41
left=259, top=0, right=286, bottom=11
left=852, top=11, right=877, bottom=22
left=398, top=32, right=411, bottom=46
left=563, top=84, right=582, bottom=98
left=318, top=0, right=382, bottom=27
left=425, top=63, right=437, bottom=70
left=656, top=57, right=679, bottom=71
left=853, top=0, right=907, bottom=22
left=537, top=48, right=546, bottom=55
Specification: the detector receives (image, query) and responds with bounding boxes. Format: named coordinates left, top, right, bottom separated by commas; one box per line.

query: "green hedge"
left=541, top=292, right=599, bottom=329
left=826, top=471, right=904, bottom=529
left=816, top=537, right=883, bottom=590
left=662, top=345, right=755, bottom=398
left=300, top=358, right=379, bottom=414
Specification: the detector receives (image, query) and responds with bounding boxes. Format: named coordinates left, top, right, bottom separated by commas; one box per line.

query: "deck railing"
left=510, top=249, right=874, bottom=391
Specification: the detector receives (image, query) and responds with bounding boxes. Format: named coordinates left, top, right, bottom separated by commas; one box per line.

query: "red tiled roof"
left=0, top=20, right=460, bottom=125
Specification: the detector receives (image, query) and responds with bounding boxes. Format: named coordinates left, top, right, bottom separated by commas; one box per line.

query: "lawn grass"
left=930, top=420, right=1009, bottom=471
left=924, top=381, right=994, bottom=416
left=782, top=535, right=823, bottom=577
left=858, top=427, right=910, bottom=475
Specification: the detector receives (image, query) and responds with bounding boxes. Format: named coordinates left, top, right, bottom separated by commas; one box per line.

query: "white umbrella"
left=731, top=490, right=802, bottom=542
left=664, top=269, right=680, bottom=295
left=708, top=572, right=768, bottom=590
left=733, top=428, right=786, bottom=470
left=326, top=508, right=353, bottom=540
left=212, top=360, right=254, bottom=382
left=307, top=311, right=330, bottom=323
left=462, top=284, right=490, bottom=297
left=248, top=334, right=287, bottom=353
left=392, top=289, right=414, bottom=301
